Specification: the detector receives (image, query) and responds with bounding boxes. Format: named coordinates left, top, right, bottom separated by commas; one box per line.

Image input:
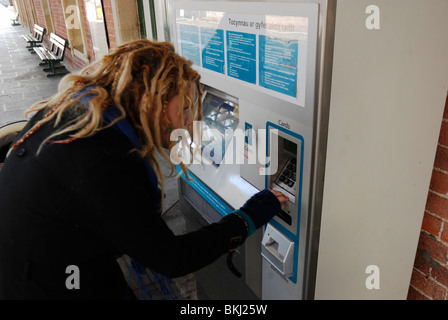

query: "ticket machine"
left=147, top=0, right=448, bottom=300
left=159, top=0, right=332, bottom=300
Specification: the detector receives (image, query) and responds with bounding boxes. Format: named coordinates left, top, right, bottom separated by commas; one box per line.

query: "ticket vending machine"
left=161, top=0, right=332, bottom=300
left=149, top=0, right=448, bottom=300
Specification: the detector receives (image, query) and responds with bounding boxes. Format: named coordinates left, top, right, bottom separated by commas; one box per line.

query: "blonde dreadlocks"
left=14, top=40, right=203, bottom=200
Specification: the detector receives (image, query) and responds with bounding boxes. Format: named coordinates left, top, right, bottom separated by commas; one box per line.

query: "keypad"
left=278, top=158, right=297, bottom=190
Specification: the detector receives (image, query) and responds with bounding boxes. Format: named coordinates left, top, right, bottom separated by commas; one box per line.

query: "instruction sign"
left=175, top=9, right=309, bottom=104
left=179, top=23, right=201, bottom=66
left=259, top=35, right=299, bottom=98
left=227, top=31, right=256, bottom=84
left=201, top=28, right=225, bottom=74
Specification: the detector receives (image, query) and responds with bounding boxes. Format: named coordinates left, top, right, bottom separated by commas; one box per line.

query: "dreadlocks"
left=15, top=39, right=203, bottom=199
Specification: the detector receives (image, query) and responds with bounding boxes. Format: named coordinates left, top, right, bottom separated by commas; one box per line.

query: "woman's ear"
left=141, top=93, right=147, bottom=105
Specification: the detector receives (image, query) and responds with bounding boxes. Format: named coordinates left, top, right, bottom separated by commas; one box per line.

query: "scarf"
left=73, top=87, right=176, bottom=300
left=73, top=87, right=162, bottom=212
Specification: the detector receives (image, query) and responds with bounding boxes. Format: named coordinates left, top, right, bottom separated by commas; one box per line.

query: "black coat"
left=0, top=109, right=246, bottom=299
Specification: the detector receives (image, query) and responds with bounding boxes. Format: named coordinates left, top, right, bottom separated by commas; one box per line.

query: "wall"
left=15, top=0, right=141, bottom=71
left=31, top=0, right=51, bottom=48
left=14, top=0, right=115, bottom=71
left=408, top=95, right=448, bottom=300
left=32, top=0, right=45, bottom=27
left=315, top=0, right=448, bottom=299
left=111, top=0, right=140, bottom=45
left=102, top=0, right=117, bottom=48
left=24, top=0, right=36, bottom=31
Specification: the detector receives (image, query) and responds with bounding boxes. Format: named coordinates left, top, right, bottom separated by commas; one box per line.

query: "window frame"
left=60, top=0, right=90, bottom=63
left=40, top=0, right=55, bottom=35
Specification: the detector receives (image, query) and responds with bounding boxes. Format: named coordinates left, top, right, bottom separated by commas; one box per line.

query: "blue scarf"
left=73, top=87, right=162, bottom=212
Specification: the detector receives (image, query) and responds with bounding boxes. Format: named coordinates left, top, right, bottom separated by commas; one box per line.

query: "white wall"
left=315, top=0, right=448, bottom=299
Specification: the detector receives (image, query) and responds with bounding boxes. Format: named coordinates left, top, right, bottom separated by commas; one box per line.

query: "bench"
left=11, top=13, right=20, bottom=26
left=34, top=33, right=70, bottom=78
left=21, top=24, right=45, bottom=51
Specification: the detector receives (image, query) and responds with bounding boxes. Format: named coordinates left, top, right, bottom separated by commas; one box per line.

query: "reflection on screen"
left=201, top=92, right=239, bottom=165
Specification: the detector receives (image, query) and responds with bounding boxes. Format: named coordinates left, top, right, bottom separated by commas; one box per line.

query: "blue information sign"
left=201, top=28, right=225, bottom=74
left=226, top=31, right=256, bottom=84
left=179, top=24, right=200, bottom=66
left=259, top=35, right=299, bottom=98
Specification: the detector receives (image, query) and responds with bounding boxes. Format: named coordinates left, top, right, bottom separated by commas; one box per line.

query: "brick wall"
left=32, top=0, right=53, bottom=49
left=48, top=0, right=67, bottom=39
left=18, top=0, right=124, bottom=70
left=46, top=0, right=76, bottom=68
left=32, top=0, right=45, bottom=27
left=408, top=94, right=448, bottom=300
left=24, top=0, right=36, bottom=29
left=47, top=0, right=90, bottom=71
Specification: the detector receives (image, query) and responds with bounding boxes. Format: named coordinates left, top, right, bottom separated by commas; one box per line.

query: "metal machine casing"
left=163, top=0, right=332, bottom=300
left=148, top=0, right=448, bottom=300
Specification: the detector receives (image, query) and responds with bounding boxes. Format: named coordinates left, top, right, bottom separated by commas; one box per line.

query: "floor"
left=0, top=4, right=197, bottom=300
left=0, top=6, right=64, bottom=128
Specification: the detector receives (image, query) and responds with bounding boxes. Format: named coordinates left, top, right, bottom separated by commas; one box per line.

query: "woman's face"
left=159, top=86, right=196, bottom=148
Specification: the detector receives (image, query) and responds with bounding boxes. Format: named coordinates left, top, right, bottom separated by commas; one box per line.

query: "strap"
left=232, top=209, right=256, bottom=237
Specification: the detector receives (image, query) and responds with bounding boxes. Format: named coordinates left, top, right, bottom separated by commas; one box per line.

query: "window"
left=85, top=0, right=109, bottom=60
left=25, top=0, right=38, bottom=32
left=111, top=0, right=141, bottom=45
left=61, top=0, right=88, bottom=61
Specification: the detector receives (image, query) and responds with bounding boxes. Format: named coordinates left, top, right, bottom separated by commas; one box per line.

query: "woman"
left=0, top=40, right=287, bottom=299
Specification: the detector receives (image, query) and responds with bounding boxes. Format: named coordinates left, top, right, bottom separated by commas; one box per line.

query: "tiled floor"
left=0, top=6, right=60, bottom=128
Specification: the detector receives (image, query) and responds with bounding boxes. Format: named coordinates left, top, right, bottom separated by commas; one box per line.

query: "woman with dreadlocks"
left=0, top=40, right=287, bottom=299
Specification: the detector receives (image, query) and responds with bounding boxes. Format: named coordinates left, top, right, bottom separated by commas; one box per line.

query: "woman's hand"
left=268, top=188, right=289, bottom=210
left=238, top=189, right=289, bottom=229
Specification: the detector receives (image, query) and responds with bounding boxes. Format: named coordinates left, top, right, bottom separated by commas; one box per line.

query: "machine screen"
left=201, top=92, right=239, bottom=165
left=283, top=139, right=298, bottom=155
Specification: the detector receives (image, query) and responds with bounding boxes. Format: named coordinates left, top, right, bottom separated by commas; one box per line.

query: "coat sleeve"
left=76, top=150, right=248, bottom=279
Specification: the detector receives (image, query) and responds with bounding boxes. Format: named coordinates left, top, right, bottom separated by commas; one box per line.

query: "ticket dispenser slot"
left=261, top=224, right=295, bottom=277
